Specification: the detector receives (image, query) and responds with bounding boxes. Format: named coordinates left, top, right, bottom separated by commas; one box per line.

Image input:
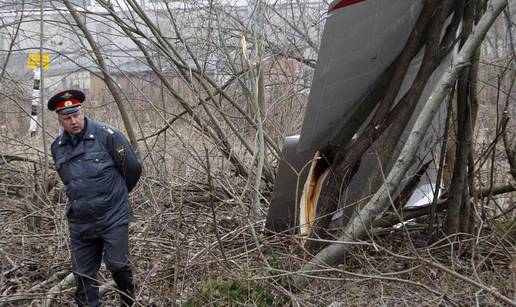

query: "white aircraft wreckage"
left=265, top=0, right=450, bottom=241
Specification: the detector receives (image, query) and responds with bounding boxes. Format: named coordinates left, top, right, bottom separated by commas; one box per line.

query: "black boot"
left=74, top=274, right=100, bottom=307
left=112, top=269, right=135, bottom=306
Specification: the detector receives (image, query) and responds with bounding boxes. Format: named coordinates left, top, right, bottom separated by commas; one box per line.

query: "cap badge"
left=61, top=92, right=72, bottom=99
left=64, top=100, right=73, bottom=107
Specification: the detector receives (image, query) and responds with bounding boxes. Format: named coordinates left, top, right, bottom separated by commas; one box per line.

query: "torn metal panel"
left=298, top=0, right=424, bottom=152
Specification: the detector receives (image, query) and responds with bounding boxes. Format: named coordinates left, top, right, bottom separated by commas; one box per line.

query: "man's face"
left=58, top=109, right=85, bottom=135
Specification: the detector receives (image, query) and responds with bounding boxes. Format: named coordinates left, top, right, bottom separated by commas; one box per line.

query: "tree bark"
left=444, top=0, right=478, bottom=235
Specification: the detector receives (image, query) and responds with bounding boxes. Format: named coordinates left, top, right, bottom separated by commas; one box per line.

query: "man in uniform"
left=48, top=89, right=142, bottom=306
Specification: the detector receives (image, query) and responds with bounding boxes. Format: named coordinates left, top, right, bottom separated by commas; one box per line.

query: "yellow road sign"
left=27, top=53, right=50, bottom=70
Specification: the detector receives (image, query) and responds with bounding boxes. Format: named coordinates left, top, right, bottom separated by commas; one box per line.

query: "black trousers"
left=70, top=223, right=134, bottom=306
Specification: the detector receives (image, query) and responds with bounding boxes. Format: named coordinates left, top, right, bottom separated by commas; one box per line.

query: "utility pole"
left=29, top=68, right=40, bottom=138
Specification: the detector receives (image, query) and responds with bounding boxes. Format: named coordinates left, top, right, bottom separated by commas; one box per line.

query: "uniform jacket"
left=51, top=117, right=141, bottom=238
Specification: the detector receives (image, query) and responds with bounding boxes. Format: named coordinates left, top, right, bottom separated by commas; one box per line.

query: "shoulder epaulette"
left=101, top=125, right=115, bottom=135
left=51, top=133, right=63, bottom=147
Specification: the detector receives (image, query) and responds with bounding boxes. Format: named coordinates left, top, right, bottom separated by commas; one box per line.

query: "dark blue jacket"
left=51, top=117, right=141, bottom=238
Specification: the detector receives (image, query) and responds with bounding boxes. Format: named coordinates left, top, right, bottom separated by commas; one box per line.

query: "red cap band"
left=55, top=98, right=81, bottom=112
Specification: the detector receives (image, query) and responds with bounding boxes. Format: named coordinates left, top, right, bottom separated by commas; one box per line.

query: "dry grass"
left=0, top=156, right=514, bottom=306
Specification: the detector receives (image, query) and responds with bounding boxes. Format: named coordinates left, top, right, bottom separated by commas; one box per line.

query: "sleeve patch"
left=116, top=146, right=126, bottom=161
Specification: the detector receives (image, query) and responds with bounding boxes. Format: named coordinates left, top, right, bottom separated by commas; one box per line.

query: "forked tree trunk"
left=444, top=0, right=479, bottom=235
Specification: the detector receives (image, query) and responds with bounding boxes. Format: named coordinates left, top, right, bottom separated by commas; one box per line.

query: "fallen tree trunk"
left=40, top=273, right=74, bottom=307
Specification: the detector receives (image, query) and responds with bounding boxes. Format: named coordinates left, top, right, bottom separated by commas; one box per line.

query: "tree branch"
left=63, top=0, right=139, bottom=151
